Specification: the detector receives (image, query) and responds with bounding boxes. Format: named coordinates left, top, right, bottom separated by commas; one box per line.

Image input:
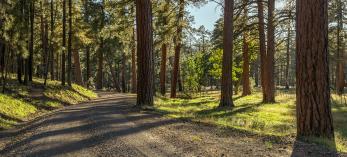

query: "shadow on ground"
left=0, top=95, right=178, bottom=156
left=291, top=138, right=339, bottom=157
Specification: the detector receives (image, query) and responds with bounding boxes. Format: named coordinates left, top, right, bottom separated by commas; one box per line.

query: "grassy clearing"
left=0, top=77, right=97, bottom=129
left=154, top=90, right=347, bottom=152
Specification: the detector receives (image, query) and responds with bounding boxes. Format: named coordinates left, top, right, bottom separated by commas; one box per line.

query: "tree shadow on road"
left=0, top=96, right=178, bottom=156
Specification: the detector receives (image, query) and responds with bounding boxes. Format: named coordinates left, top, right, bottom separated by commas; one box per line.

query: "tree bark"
left=296, top=0, right=334, bottom=138
left=131, top=29, right=137, bottom=93
left=0, top=43, right=5, bottom=93
left=160, top=43, right=167, bottom=95
left=67, top=0, right=72, bottom=86
left=253, top=60, right=259, bottom=87
left=85, top=47, right=90, bottom=88
left=170, top=0, right=184, bottom=98
left=257, top=0, right=275, bottom=103
left=50, top=0, right=55, bottom=80
left=135, top=0, right=154, bottom=106
left=220, top=0, right=234, bottom=107
left=61, top=0, right=66, bottom=86
left=178, top=68, right=183, bottom=92
left=336, top=0, right=345, bottom=95
left=257, top=0, right=267, bottom=101
left=96, top=39, right=104, bottom=89
left=29, top=0, right=34, bottom=82
left=73, top=49, right=83, bottom=86
left=121, top=51, right=126, bottom=93
left=285, top=21, right=291, bottom=90
left=242, top=0, right=251, bottom=96
left=96, top=0, right=105, bottom=90
left=265, top=0, right=275, bottom=102
left=44, top=18, right=49, bottom=86
left=17, top=55, right=23, bottom=84
left=109, top=60, right=121, bottom=92
left=41, top=1, right=49, bottom=86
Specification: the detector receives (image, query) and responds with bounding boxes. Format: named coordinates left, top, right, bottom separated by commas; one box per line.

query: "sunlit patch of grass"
left=0, top=76, right=97, bottom=129
left=0, top=94, right=37, bottom=129
left=331, top=94, right=347, bottom=152
left=154, top=90, right=347, bottom=153
left=43, top=79, right=97, bottom=105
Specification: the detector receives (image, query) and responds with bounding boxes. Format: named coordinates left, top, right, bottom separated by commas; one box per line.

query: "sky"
left=187, top=2, right=222, bottom=31
left=187, top=1, right=286, bottom=31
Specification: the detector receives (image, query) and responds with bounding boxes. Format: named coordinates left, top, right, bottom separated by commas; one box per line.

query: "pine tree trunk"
left=257, top=0, right=269, bottom=102
left=96, top=39, right=103, bottom=89
left=56, top=50, right=60, bottom=80
left=131, top=29, right=137, bottom=93
left=296, top=0, right=334, bottom=138
left=29, top=0, right=34, bottom=82
left=265, top=0, right=275, bottom=103
left=96, top=1, right=105, bottom=90
left=85, top=47, right=90, bottom=88
left=160, top=43, right=167, bottom=95
left=73, top=49, right=83, bottom=86
left=135, top=0, right=154, bottom=106
left=44, top=19, right=49, bottom=86
left=242, top=36, right=251, bottom=96
left=61, top=0, right=66, bottom=86
left=17, top=55, right=22, bottom=84
left=336, top=0, right=344, bottom=95
left=242, top=0, right=251, bottom=96
left=121, top=52, right=126, bottom=93
left=0, top=43, right=5, bottom=93
left=253, top=60, right=259, bottom=87
left=109, top=60, right=121, bottom=92
left=67, top=0, right=72, bottom=86
left=41, top=1, right=49, bottom=86
left=170, top=0, right=184, bottom=98
left=220, top=0, right=234, bottom=107
left=50, top=0, right=55, bottom=80
left=285, top=22, right=291, bottom=90
left=178, top=68, right=183, bottom=92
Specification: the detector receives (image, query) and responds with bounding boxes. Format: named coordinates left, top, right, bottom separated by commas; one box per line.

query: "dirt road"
left=0, top=93, right=341, bottom=157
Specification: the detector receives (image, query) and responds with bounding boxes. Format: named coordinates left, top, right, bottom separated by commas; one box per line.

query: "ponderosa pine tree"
left=29, top=0, right=34, bottom=82
left=61, top=0, right=66, bottom=86
left=96, top=0, right=105, bottom=90
left=160, top=42, right=167, bottom=95
left=336, top=0, right=345, bottom=95
left=285, top=13, right=292, bottom=90
left=73, top=49, right=83, bottom=86
left=265, top=0, right=275, bottom=103
left=256, top=0, right=275, bottom=103
left=220, top=0, right=234, bottom=107
left=296, top=0, right=334, bottom=138
left=171, top=0, right=185, bottom=98
left=67, top=0, right=72, bottom=87
left=131, top=28, right=137, bottom=93
left=241, top=0, right=251, bottom=96
left=50, top=0, right=54, bottom=81
left=159, top=0, right=170, bottom=96
left=135, top=0, right=154, bottom=106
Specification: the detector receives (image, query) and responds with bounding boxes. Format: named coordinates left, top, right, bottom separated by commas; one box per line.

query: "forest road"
left=0, top=93, right=338, bottom=157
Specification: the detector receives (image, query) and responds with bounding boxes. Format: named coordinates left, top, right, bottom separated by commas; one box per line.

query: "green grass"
left=154, top=90, right=347, bottom=153
left=0, top=77, right=97, bottom=129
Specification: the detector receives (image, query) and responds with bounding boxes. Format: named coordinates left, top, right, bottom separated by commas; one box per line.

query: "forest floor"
left=0, top=92, right=345, bottom=157
left=155, top=90, right=347, bottom=155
